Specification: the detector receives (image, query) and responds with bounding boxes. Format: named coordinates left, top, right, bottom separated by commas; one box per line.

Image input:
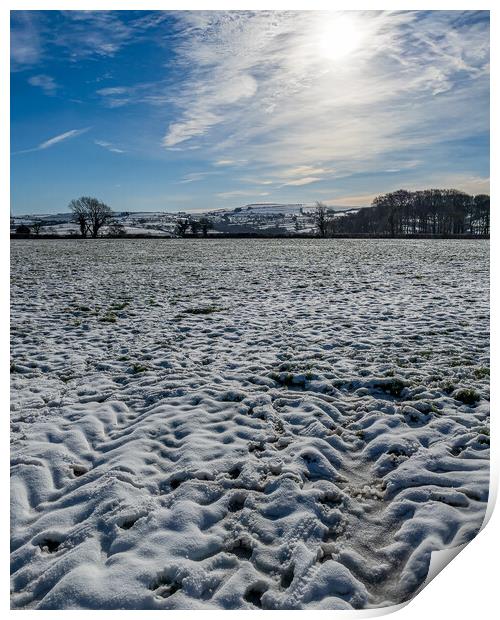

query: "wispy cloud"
left=38, top=128, right=89, bottom=150
left=11, top=12, right=43, bottom=70
left=95, top=86, right=133, bottom=108
left=11, top=10, right=171, bottom=70
left=96, top=87, right=129, bottom=96
left=321, top=174, right=490, bottom=208
left=401, top=173, right=490, bottom=196
left=179, top=171, right=216, bottom=184
left=282, top=177, right=322, bottom=187
left=163, top=70, right=258, bottom=147
left=216, top=190, right=270, bottom=199
left=28, top=74, right=58, bottom=95
left=323, top=193, right=379, bottom=208
left=10, top=10, right=490, bottom=212
left=94, top=140, right=125, bottom=153
left=15, top=128, right=90, bottom=154
left=164, top=112, right=224, bottom=149
left=213, top=159, right=246, bottom=167
left=157, top=10, right=488, bottom=186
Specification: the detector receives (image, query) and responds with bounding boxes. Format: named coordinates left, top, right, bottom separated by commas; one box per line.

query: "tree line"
left=315, top=189, right=490, bottom=237
left=12, top=189, right=490, bottom=239
left=69, top=196, right=217, bottom=238
left=14, top=197, right=217, bottom=238
left=174, top=217, right=213, bottom=237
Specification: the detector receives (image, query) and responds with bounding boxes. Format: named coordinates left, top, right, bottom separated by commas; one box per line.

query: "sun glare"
left=317, top=15, right=365, bottom=61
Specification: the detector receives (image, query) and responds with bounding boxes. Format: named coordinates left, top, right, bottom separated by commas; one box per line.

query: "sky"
left=10, top=10, right=490, bottom=214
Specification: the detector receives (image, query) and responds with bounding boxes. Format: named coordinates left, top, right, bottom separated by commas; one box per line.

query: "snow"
left=234, top=204, right=306, bottom=215
left=10, top=238, right=489, bottom=609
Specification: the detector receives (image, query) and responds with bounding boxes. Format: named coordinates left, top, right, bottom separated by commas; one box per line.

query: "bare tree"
left=107, top=221, right=127, bottom=237
left=174, top=219, right=190, bottom=237
left=473, top=194, right=490, bottom=236
left=199, top=217, right=213, bottom=237
left=31, top=220, right=43, bottom=236
left=190, top=219, right=200, bottom=235
left=87, top=199, right=113, bottom=238
left=69, top=197, right=90, bottom=237
left=314, top=202, right=329, bottom=237
left=325, top=212, right=336, bottom=236
left=69, top=196, right=113, bottom=238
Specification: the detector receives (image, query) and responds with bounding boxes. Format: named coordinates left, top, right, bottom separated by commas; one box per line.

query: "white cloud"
left=158, top=10, right=488, bottom=185
left=38, top=128, right=89, bottom=150
left=96, top=87, right=129, bottom=96
left=94, top=140, right=125, bottom=153
left=283, top=177, right=322, bottom=187
left=95, top=86, right=136, bottom=108
left=164, top=112, right=222, bottom=148
left=214, top=159, right=234, bottom=166
left=11, top=10, right=489, bottom=198
left=11, top=10, right=172, bottom=70
left=28, top=74, right=58, bottom=95
left=283, top=166, right=332, bottom=177
left=216, top=190, right=270, bottom=199
left=54, top=11, right=158, bottom=60
left=323, top=193, right=378, bottom=207
left=162, top=36, right=260, bottom=147
left=11, top=12, right=42, bottom=70
left=239, top=177, right=274, bottom=185
left=15, top=128, right=90, bottom=154
left=179, top=171, right=215, bottom=183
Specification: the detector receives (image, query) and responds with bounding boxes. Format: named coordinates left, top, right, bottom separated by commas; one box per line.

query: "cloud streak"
left=282, top=177, right=322, bottom=187
left=216, top=190, right=270, bottom=199
left=15, top=128, right=90, bottom=154
left=94, top=140, right=125, bottom=153
left=179, top=171, right=216, bottom=184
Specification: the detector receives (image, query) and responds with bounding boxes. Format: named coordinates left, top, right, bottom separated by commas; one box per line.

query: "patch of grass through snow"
left=182, top=305, right=224, bottom=315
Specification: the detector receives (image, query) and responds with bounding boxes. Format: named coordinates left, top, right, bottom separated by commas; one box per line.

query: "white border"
left=2, top=2, right=496, bottom=618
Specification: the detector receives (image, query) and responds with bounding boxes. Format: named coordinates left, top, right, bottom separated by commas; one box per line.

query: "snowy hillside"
left=11, top=204, right=359, bottom=237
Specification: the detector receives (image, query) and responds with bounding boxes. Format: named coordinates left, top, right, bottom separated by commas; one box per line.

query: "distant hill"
left=210, top=203, right=361, bottom=216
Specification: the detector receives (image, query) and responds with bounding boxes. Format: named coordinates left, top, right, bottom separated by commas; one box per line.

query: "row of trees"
left=68, top=197, right=215, bottom=238
left=14, top=191, right=490, bottom=239
left=175, top=217, right=213, bottom=237
left=314, top=190, right=490, bottom=237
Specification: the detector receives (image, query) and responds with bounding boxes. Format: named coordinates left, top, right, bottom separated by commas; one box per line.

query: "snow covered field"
left=10, top=239, right=490, bottom=610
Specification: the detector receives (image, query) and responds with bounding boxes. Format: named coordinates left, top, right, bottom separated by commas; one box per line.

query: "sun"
left=317, top=14, right=365, bottom=61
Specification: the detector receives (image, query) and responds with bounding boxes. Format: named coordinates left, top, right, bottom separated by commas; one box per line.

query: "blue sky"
left=11, top=10, right=489, bottom=214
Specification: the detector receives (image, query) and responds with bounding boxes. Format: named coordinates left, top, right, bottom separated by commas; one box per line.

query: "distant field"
left=10, top=239, right=490, bottom=609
